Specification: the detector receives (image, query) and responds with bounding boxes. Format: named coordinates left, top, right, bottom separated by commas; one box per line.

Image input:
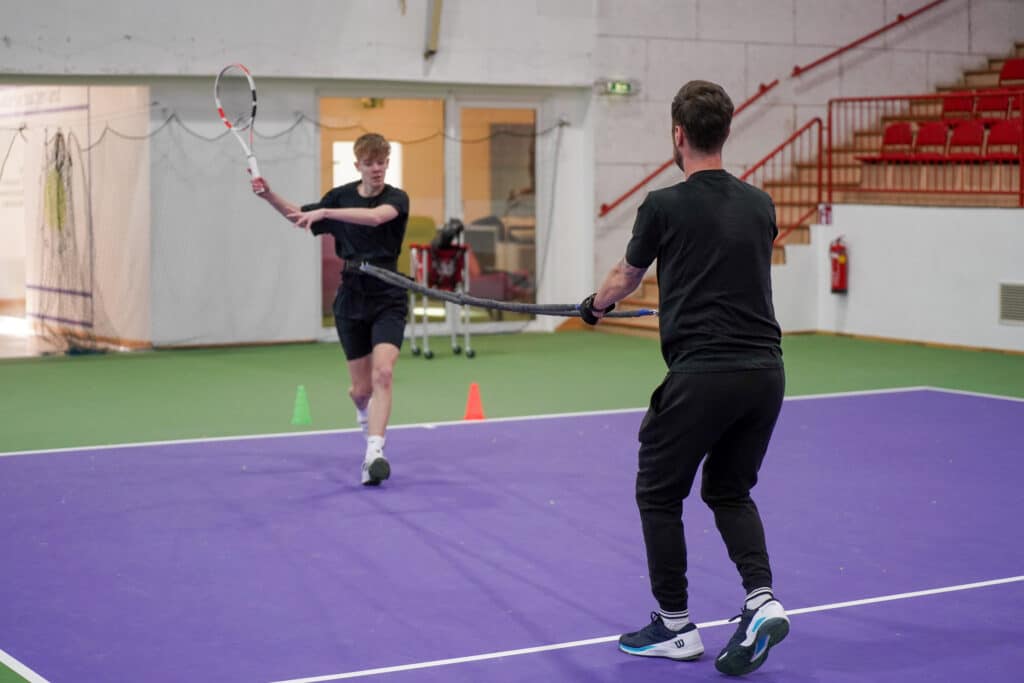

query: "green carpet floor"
left=1, top=331, right=1022, bottom=454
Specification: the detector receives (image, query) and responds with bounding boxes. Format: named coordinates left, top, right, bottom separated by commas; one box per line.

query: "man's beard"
left=673, top=145, right=685, bottom=174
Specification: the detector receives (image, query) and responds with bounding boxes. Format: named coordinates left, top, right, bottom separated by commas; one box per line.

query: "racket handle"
left=247, top=156, right=262, bottom=181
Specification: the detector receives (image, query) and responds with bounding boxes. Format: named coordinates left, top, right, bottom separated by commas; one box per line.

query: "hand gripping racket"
left=214, top=63, right=262, bottom=190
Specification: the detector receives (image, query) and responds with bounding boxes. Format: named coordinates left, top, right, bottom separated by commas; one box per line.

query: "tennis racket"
left=214, top=63, right=262, bottom=191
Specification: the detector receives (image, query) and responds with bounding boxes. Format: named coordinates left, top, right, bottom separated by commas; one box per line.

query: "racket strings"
left=216, top=69, right=255, bottom=129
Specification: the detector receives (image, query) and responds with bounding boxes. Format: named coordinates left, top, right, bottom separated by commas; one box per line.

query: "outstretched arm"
left=252, top=178, right=302, bottom=225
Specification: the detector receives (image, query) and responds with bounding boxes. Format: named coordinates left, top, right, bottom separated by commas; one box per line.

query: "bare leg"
left=346, top=355, right=373, bottom=414
left=366, top=343, right=400, bottom=437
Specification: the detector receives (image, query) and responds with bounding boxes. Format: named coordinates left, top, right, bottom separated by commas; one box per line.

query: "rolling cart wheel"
left=466, top=349, right=476, bottom=359
left=424, top=350, right=435, bottom=359
left=453, top=345, right=462, bottom=355
left=411, top=347, right=421, bottom=356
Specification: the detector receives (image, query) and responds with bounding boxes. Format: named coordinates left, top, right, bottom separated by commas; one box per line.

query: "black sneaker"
left=714, top=598, right=789, bottom=676
left=618, top=612, right=704, bottom=661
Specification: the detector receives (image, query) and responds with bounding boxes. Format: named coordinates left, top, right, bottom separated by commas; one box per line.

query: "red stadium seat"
left=911, top=121, right=950, bottom=161
left=941, top=92, right=975, bottom=120
left=946, top=120, right=986, bottom=162
left=998, top=58, right=1024, bottom=87
left=857, top=122, right=915, bottom=163
left=984, top=118, right=1023, bottom=162
left=975, top=93, right=1011, bottom=122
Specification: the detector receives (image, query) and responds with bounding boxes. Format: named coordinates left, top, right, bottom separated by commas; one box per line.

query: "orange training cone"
left=463, top=382, right=485, bottom=420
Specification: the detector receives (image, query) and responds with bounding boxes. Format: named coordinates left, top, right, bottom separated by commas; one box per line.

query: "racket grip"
left=247, top=156, right=262, bottom=181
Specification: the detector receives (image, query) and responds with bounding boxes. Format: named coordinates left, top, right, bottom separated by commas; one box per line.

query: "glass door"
left=459, top=107, right=537, bottom=321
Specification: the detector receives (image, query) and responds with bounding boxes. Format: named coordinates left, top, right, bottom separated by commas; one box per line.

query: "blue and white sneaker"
left=618, top=612, right=704, bottom=661
left=715, top=598, right=789, bottom=676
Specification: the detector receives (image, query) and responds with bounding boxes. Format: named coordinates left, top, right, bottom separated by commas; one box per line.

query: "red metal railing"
left=598, top=0, right=947, bottom=218
left=740, top=118, right=823, bottom=244
left=827, top=90, right=1024, bottom=207
left=597, top=79, right=779, bottom=217
left=791, top=0, right=947, bottom=78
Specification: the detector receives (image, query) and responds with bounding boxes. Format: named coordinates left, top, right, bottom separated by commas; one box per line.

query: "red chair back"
left=999, top=58, right=1024, bottom=86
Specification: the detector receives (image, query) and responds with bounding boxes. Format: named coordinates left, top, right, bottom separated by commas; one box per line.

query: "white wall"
left=769, top=206, right=1024, bottom=352
left=1, top=1, right=597, bottom=86
left=771, top=241, right=819, bottom=334
left=0, top=125, right=26, bottom=301
left=592, top=0, right=1024, bottom=280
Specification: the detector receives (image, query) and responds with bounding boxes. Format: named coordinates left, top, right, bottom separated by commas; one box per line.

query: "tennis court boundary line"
left=5, top=385, right=1017, bottom=459
left=923, top=386, right=1024, bottom=403
left=0, top=647, right=48, bottom=683
left=269, top=574, right=1024, bottom=683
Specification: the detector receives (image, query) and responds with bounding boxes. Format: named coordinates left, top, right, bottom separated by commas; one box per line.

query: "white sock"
left=745, top=588, right=774, bottom=611
left=366, top=435, right=386, bottom=459
left=356, top=398, right=370, bottom=423
left=658, top=609, right=690, bottom=631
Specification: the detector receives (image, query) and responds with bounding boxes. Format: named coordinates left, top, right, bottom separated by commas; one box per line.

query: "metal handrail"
left=740, top=118, right=823, bottom=244
left=792, top=0, right=947, bottom=78
left=740, top=118, right=823, bottom=182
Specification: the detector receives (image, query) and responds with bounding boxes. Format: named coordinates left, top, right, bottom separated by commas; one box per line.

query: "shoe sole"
left=362, top=457, right=391, bottom=486
left=618, top=640, right=703, bottom=661
left=618, top=644, right=703, bottom=661
left=714, top=617, right=789, bottom=676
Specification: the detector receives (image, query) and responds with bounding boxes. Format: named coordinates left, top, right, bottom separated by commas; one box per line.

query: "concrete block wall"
left=592, top=0, right=1024, bottom=279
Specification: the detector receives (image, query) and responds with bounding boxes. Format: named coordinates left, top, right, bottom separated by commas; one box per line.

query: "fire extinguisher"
left=830, top=237, right=848, bottom=294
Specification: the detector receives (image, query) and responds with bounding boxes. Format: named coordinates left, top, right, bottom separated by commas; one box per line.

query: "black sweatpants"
left=635, top=367, right=785, bottom=612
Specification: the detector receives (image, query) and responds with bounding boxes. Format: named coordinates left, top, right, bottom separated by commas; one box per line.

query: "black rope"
left=353, top=262, right=657, bottom=318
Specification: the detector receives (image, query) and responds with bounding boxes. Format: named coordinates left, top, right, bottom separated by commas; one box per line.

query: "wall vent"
left=1000, top=283, right=1024, bottom=324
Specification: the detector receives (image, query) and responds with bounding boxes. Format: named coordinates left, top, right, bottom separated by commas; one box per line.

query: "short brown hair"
left=353, top=133, right=390, bottom=162
left=671, top=81, right=734, bottom=153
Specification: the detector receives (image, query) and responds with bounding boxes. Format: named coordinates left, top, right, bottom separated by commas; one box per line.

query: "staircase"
left=597, top=41, right=1024, bottom=336
left=829, top=40, right=1024, bottom=208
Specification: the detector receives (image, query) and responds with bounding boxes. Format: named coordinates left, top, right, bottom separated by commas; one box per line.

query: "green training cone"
left=291, top=385, right=312, bottom=426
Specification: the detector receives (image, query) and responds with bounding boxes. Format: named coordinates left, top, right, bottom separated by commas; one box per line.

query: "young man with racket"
left=251, top=133, right=409, bottom=487
left=579, top=80, right=789, bottom=675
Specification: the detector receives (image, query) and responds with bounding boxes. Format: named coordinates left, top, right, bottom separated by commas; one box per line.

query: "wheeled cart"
left=407, top=242, right=475, bottom=359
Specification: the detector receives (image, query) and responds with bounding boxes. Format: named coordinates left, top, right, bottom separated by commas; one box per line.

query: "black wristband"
left=579, top=293, right=615, bottom=325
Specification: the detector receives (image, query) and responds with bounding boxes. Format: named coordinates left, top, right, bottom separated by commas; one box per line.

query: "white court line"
left=0, top=386, right=956, bottom=459
left=269, top=575, right=1024, bottom=683
left=0, top=648, right=49, bottom=683
left=922, top=386, right=1024, bottom=404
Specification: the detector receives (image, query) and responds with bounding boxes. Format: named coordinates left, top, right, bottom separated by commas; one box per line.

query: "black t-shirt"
left=304, top=181, right=409, bottom=296
left=305, top=181, right=409, bottom=264
left=625, top=169, right=783, bottom=372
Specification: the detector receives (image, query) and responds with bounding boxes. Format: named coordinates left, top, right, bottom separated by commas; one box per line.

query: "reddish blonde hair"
left=353, top=133, right=391, bottom=162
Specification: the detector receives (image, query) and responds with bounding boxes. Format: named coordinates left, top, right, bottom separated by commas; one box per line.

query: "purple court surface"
left=1, top=387, right=1022, bottom=683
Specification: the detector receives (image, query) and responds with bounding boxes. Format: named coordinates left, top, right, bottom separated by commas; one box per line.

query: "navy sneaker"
left=618, top=612, right=704, bottom=661
left=714, top=598, right=789, bottom=676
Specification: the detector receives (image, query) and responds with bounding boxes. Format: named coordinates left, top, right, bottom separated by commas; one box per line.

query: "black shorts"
left=333, top=287, right=407, bottom=361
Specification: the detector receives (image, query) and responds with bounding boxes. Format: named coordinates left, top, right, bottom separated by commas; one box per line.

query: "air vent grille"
left=999, top=283, right=1024, bottom=324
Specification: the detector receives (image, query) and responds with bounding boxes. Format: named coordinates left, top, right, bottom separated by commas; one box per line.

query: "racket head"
left=214, top=63, right=257, bottom=132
